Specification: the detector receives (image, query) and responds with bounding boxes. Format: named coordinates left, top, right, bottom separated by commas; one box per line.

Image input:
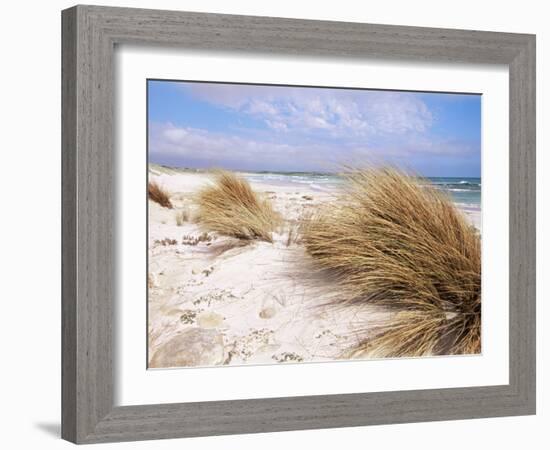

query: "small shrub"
left=154, top=238, right=178, bottom=246
left=182, top=232, right=213, bottom=246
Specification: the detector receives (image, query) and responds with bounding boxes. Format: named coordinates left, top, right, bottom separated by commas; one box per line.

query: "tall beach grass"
left=195, top=170, right=281, bottom=242
left=302, top=167, right=481, bottom=357
left=148, top=180, right=173, bottom=209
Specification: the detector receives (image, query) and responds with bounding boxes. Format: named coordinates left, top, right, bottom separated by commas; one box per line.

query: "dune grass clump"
left=175, top=208, right=189, bottom=226
left=148, top=181, right=173, bottom=209
left=302, top=167, right=481, bottom=357
left=195, top=170, right=281, bottom=242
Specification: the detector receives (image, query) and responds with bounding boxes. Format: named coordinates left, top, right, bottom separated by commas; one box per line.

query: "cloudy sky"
left=148, top=80, right=481, bottom=177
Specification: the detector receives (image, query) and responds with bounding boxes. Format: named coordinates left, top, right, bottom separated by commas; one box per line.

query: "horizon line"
left=148, top=162, right=481, bottom=179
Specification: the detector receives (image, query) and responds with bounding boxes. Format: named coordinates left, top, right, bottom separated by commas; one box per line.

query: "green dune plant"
left=148, top=180, right=173, bottom=209
left=302, top=167, right=481, bottom=357
left=195, top=170, right=281, bottom=242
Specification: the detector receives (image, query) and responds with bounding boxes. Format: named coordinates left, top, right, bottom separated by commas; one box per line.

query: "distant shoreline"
left=149, top=163, right=481, bottom=211
left=148, top=162, right=480, bottom=179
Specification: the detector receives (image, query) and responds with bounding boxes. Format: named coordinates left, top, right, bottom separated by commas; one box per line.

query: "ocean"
left=243, top=172, right=481, bottom=210
left=427, top=177, right=481, bottom=209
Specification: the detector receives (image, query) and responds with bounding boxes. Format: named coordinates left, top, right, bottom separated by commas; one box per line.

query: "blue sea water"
left=243, top=172, right=481, bottom=209
left=427, top=177, right=481, bottom=208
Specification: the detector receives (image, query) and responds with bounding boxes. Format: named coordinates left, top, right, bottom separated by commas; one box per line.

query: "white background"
left=117, top=49, right=509, bottom=405
left=0, top=0, right=547, bottom=449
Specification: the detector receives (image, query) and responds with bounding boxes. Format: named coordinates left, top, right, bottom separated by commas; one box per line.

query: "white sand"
left=147, top=169, right=481, bottom=368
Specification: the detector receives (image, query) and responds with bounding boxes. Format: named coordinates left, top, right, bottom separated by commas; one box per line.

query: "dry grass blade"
left=195, top=170, right=281, bottom=242
left=148, top=180, right=173, bottom=209
left=285, top=219, right=304, bottom=247
left=302, top=167, right=481, bottom=356
left=350, top=310, right=481, bottom=358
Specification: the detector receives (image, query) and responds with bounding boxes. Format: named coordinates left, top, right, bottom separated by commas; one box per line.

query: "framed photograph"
left=62, top=5, right=536, bottom=444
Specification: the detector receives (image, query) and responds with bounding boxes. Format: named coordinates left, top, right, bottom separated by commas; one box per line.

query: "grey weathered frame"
left=61, top=4, right=536, bottom=444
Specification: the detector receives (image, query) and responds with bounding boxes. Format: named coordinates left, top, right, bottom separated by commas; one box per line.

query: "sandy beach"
left=147, top=165, right=481, bottom=368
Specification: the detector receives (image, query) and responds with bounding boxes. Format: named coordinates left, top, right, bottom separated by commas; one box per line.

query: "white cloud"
left=149, top=122, right=345, bottom=171
left=182, top=84, right=433, bottom=138
left=163, top=127, right=188, bottom=142
left=148, top=120, right=475, bottom=173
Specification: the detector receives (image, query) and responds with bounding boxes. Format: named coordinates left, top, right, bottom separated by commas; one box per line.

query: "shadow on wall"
left=35, top=422, right=60, bottom=438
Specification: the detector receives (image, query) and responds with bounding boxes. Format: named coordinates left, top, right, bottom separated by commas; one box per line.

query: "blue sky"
left=148, top=80, right=481, bottom=177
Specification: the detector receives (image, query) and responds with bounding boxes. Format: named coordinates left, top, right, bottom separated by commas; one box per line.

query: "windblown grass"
left=302, top=167, right=481, bottom=357
left=195, top=170, right=281, bottom=242
left=148, top=181, right=173, bottom=209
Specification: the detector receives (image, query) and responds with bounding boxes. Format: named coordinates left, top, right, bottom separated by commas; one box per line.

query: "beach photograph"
left=147, top=80, right=482, bottom=369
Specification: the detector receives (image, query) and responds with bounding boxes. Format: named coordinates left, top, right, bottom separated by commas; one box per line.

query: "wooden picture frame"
left=62, top=5, right=536, bottom=444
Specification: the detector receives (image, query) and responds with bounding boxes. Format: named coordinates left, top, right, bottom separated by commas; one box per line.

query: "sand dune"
left=148, top=168, right=481, bottom=368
